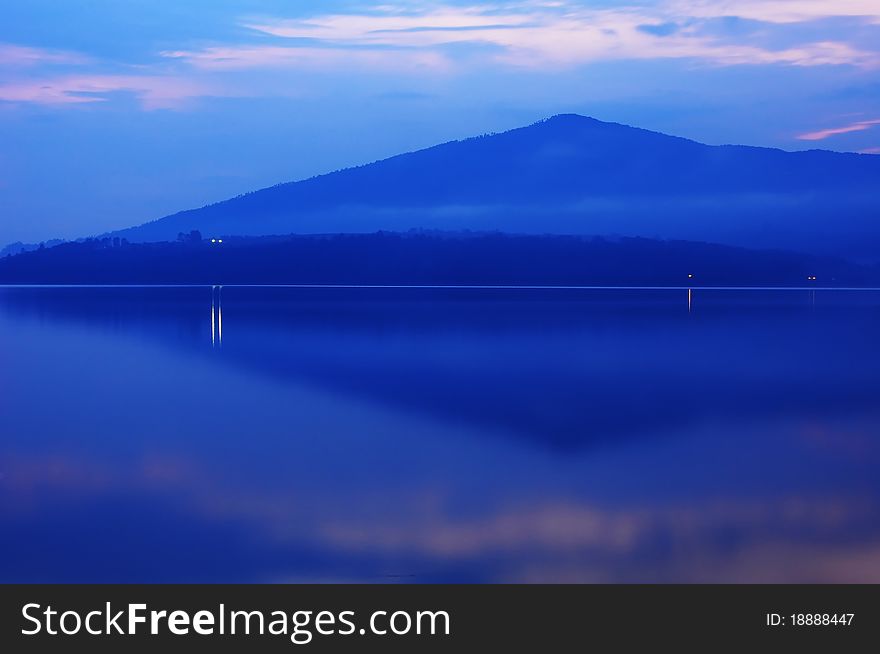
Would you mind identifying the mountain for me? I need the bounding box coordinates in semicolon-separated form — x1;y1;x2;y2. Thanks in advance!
110;114;880;261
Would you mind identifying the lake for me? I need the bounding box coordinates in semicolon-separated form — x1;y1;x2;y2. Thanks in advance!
1;286;879;582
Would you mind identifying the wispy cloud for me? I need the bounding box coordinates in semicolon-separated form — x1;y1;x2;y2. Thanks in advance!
0;42;212;110
0;43;89;67
0;74;220;110
232;2;880;71
5;1;880;112
797;117;880;140
161;45;451;73
671;0;880;25
241;8;534;43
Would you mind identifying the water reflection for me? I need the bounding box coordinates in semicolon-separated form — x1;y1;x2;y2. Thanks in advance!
1;286;879;582
211;285;223;348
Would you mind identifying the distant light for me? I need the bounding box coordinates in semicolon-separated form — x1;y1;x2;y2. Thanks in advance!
687;274;694;279
218;239;223;243
211;239;216;243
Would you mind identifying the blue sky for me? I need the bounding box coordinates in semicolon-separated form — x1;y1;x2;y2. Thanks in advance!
1;0;879;243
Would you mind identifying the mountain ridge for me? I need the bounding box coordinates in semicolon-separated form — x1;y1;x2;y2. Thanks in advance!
98;114;880;261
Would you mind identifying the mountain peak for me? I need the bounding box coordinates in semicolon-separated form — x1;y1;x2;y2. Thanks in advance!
533;113;616;130
523;113;666;142
544;113;602;122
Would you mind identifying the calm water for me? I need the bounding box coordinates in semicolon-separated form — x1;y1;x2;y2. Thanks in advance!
1;286;880;583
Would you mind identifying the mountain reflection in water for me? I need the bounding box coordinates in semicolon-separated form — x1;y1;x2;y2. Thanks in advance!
1;286;879;582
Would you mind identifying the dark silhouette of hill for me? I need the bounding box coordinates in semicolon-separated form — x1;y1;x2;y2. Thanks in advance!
0;239;66;258
0;231;876;286
109;115;880;260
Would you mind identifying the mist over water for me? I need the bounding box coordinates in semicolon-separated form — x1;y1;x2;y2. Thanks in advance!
1;286;879;582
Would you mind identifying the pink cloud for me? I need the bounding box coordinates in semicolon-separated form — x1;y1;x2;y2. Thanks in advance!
0;43;89;67
238;4;880;70
0;74;221;110
4;2;879;115
859;147;880;154
161;45;451;74
672;0;880;24
797;118;880;141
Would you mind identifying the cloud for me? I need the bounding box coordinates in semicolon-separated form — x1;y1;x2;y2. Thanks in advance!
161;45;451;74
234;2;880;70
0;74;221;110
0;43;89;67
859;146;880;154
670;0;880;25
797;117;880;140
0;42;217;110
241;8;533;43
5;1;880;112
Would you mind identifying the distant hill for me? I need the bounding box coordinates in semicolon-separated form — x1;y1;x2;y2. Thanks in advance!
0;232;875;286
0;239;66;258
109;115;880;261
